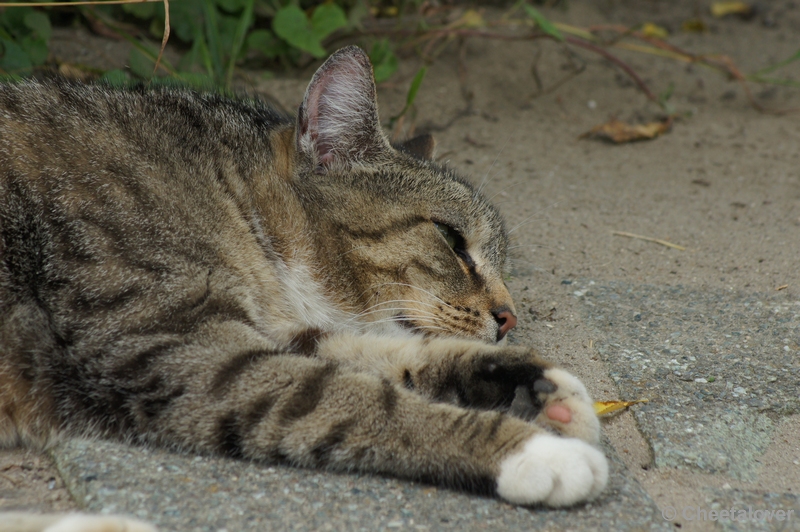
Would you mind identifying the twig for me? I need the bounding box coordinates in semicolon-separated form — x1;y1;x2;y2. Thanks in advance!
358;26;658;103
152;0;170;79
565;36;657;102
612;231;685;250
584;24;800;115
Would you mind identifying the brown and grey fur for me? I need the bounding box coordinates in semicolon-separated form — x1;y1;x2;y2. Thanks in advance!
1;47;607;531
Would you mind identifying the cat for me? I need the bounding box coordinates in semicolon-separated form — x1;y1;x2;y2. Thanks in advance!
0;46;607;532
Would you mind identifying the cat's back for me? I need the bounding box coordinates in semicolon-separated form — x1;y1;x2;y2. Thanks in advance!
0;79;290;184
0;81;307;371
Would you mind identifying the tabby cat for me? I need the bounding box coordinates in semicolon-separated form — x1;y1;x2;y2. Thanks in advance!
0;46;607;532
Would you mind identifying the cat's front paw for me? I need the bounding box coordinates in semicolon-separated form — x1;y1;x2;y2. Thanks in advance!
496;433;608;507
42;514;157;532
510;368;601;444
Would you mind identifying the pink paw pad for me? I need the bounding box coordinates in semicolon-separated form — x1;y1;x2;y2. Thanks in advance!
545;403;572;424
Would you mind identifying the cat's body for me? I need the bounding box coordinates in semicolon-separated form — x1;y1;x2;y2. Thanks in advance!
1;47;607;531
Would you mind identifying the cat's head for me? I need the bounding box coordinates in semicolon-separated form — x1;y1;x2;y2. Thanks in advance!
294;46;517;344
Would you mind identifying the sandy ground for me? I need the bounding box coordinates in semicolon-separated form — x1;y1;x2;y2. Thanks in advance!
2;1;799;530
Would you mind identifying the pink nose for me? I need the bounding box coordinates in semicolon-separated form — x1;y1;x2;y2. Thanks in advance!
493;308;517;341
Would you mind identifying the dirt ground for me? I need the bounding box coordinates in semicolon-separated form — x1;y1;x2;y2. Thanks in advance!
2;1;799;530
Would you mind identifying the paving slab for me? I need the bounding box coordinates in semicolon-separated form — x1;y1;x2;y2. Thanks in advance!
52;439;668;532
574;280;799;480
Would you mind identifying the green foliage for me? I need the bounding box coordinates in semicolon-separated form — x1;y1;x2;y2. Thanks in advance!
0;1;383;88
0;6;51;77
272;4;347;59
521;4;563;41
390;65;426;126
369;39;398;83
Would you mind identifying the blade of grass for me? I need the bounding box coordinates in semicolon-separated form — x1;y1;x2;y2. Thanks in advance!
751;48;800;77
202;0;223;82
88;7;177;75
389;66;427;129
746;76;800;88
225;0;254;89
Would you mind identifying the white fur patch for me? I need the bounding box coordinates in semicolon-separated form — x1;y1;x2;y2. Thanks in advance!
277;261;342;331
40;514;156;532
535;368;601;444
496;433;608;507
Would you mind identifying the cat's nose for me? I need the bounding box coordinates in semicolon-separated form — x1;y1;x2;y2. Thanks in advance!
492;307;517;341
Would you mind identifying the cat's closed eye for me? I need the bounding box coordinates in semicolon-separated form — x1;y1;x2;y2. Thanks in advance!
434;222;474;268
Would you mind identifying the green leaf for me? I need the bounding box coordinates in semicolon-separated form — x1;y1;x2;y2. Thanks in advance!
23;11;51;41
369;39;397;83
247;29;283;59
100;69;130;86
20;36;47;66
311;3;347;40
273;5;325;58
2;7;32;39
122;2;156;19
168;2;204;43
523;5;563;41
0;39;33;74
405;66;426;107
216;0;248;13
128;47;155;79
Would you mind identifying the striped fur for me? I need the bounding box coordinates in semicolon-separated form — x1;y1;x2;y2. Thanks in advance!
0;47;607;529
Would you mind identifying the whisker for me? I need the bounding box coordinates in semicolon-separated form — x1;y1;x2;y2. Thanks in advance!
367;282;453;309
476;134;513;196
507;202;561;235
355;308;439;321
354;299;442;317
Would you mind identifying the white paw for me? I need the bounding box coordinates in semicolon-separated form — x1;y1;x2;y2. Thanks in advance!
44;514;157;532
534;368;601;444
496;433;608;507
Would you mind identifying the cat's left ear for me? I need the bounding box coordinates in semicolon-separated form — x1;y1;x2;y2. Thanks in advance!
296;46;390;169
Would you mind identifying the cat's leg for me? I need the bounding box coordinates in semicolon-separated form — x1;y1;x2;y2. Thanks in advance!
32;316;605;507
81;326;606;507
317;333;601;444
0;512;156;532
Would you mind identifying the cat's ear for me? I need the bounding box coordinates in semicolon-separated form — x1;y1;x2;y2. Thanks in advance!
296;46;389;168
395;133;436;161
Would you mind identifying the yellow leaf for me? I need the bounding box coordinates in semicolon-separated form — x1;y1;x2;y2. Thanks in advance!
711;2;752;17
641;22;669;39
449;9;485;29
580;118;672;144
594;399;649;416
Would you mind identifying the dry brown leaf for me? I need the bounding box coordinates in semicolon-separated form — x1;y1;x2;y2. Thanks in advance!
711;2;752;17
682;18;708;32
580;118;672;144
594;399;649;416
